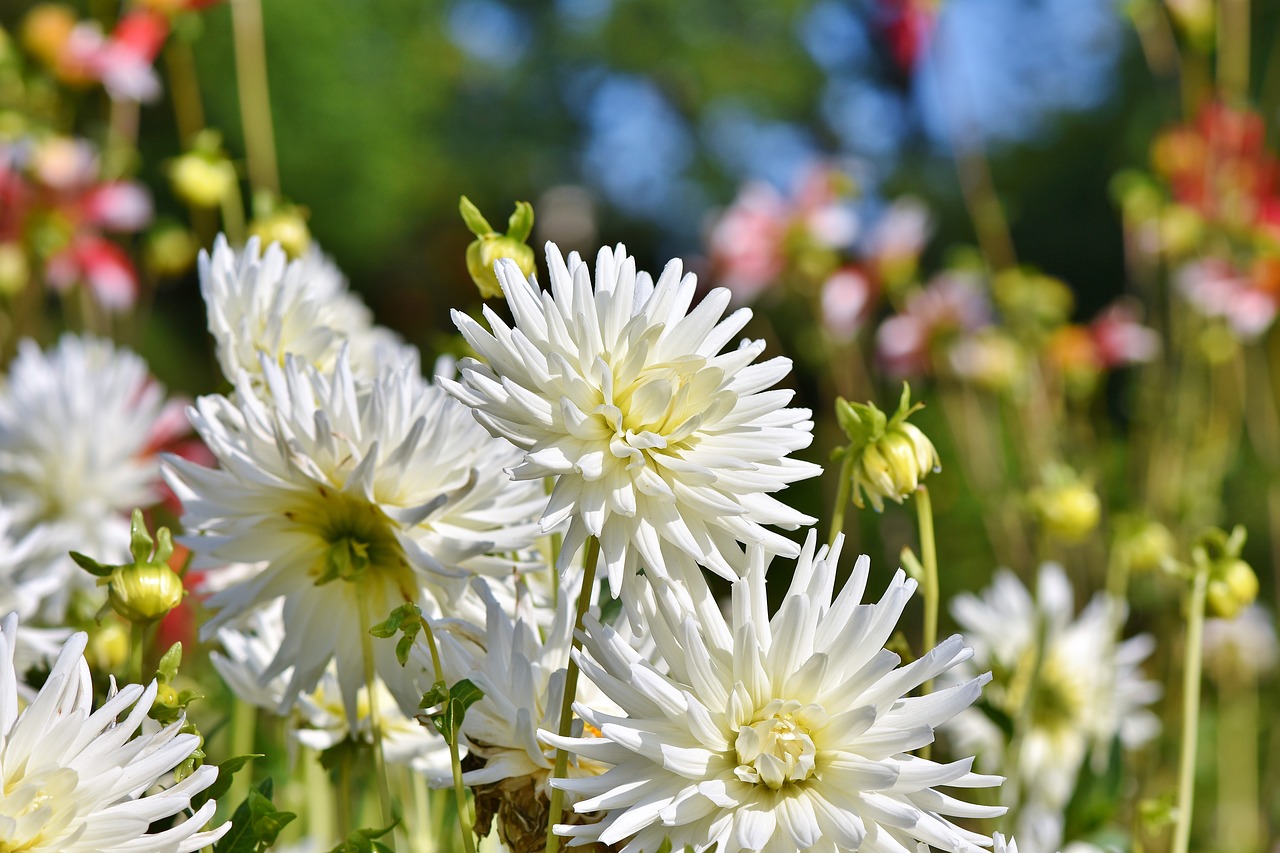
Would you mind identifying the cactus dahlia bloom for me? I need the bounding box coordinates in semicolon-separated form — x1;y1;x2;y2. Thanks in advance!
445;243;820;590
165;352;545;725
0;615;228;852
545;532;1004;853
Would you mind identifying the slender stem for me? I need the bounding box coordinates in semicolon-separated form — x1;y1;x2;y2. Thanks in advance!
337;746;354;840
164;39;207;147
230;0;280;194
128;621;146;685
545;536;601;853
1218;675;1260;853
828;453;853;548
420;616;477;853
1217;0;1250;104
1172;563;1209;853
916;485;939;668
228;698;256;814
305;748;334;849
357;596;395;830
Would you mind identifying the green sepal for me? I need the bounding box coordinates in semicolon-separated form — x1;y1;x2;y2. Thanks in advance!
156;642;183;684
459;196;494;237
69;551;115;578
507;200;535;242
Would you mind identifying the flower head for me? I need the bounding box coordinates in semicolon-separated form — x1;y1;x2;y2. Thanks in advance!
0;615;229;852
835;383;940;512
446;243;820;589
167;352;545;724
546;532;1004;853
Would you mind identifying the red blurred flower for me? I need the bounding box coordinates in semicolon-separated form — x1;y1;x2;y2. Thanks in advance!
45;234;139;309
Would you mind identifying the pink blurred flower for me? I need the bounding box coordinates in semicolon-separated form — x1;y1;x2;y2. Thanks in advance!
876;271;991;376
61;11;168;102
45;235;139;310
866;197;932;268
877;0;937;72
820;267;875;340
82;181;153;231
1177;258;1279;341
709;164;858;304
1090;300;1161;367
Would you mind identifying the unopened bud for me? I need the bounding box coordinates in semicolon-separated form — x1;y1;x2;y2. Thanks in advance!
1119;518;1175;573
87;619;130;673
460;196;535;299
836;384;940;512
248;205;310;260
71;509;186;624
1207;558;1259;620
168;153;236;208
1031;478;1100;542
0;243;29;297
144;224;198;278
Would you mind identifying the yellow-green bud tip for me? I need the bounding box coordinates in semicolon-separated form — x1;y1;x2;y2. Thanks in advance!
460;196;536;299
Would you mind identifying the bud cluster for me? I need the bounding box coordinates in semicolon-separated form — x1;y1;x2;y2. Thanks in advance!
834;383;940;512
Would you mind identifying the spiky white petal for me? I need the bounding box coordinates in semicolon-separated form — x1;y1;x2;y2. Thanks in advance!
166;351;545;725
199;236;416;389
544;531;1003;853
445;243;820;590
0;614;229;852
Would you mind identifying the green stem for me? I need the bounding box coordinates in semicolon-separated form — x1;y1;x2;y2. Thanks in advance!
545;536;601;853
1172;562;1209;853
1218;673;1260;853
915;486;939;760
420;616;477;853
357;596;395;830
337;746;354;841
305;748;333;849
230;0;280;195
828;453;853;548
228;698;256;816
128;620;146;685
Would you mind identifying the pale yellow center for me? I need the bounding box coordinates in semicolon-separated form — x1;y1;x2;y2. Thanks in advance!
734;700;818;790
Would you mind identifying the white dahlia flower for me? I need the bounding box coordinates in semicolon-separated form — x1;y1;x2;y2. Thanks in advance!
199;235;415;388
0;334;177;616
946;565;1159;853
166;351;545;724
0;615;229;852
546;532;1004;853
445;243;820;589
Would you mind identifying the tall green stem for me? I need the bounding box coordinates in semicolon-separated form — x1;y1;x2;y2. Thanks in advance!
230;0;280;195
1218;674;1260;853
357;596;395;830
305;748;333;849
828;454;853;548
545;536;601;853
420;615;477;853
127;620;146;685
1172;563;1209;853
916;486;939;677
228;698;256;817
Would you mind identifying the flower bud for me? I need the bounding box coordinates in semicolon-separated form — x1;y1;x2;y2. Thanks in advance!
144;223;198;278
1031;477;1100;542
460;195;535;299
168;152;236;208
0;242;30;297
836;384;940;512
108;563;186;622
87;619;130;673
21;4;77;68
1206;558;1259;620
1118;518;1175;573
249;205;310;260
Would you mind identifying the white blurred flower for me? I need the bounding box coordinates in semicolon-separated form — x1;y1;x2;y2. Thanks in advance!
167;352;545;726
820;267;874;341
0;615;229;852
545;532;1004;853
199;235;416;390
947;565;1160;853
1203;604;1279;685
0;335;175;617
446;243;819;593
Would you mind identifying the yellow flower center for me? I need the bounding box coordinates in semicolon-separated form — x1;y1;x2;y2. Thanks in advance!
734;699;819;790
0;767;78;852
284;486;413;593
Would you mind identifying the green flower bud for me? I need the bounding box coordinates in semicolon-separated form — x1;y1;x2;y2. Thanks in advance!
168;152;237;208
249;208;311;260
1192;526;1259;620
1117;517;1175;573
0;242;29;298
144;223;198;279
71;509;186;625
460;195;535;299
835;384;940;512
1030;469;1100;542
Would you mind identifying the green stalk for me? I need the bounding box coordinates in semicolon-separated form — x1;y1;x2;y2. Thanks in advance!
305;748;334;849
228;698;256;817
1218;674;1260;853
1172;562;1209;853
128;620;146;685
828;453;853;548
420;615;477;853
357;596;396;830
230;0;281;194
545;536;601;853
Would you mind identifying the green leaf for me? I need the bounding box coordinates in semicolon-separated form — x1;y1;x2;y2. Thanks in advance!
214;778;297;853
459;196;494;237
370;603;422;638
156;642;183;684
196;754;262;807
421;679;485;746
327;821;400;853
69;551;115;578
